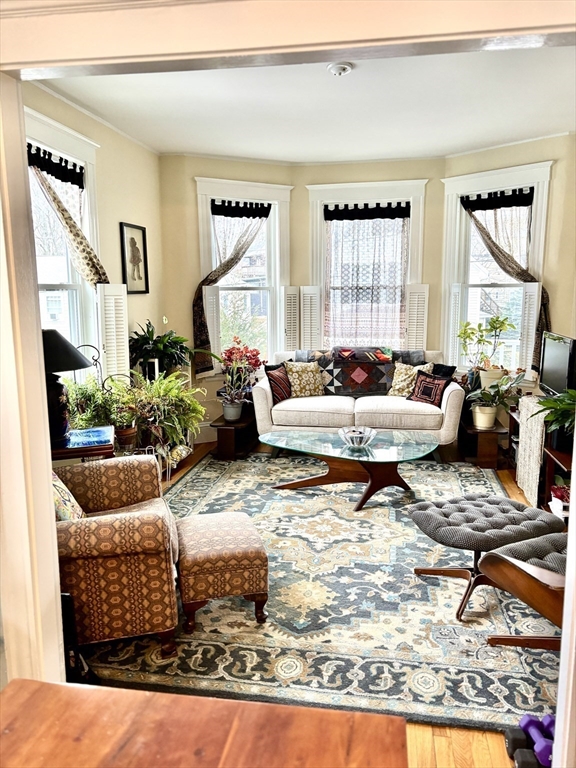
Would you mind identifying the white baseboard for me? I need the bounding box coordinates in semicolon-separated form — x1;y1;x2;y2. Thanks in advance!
195;422;217;443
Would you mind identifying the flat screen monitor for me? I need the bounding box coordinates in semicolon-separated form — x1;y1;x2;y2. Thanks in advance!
539;332;576;396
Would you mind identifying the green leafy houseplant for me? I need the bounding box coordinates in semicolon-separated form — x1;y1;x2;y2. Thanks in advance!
533;389;576;434
129;320;191;373
130;371;206;457
457;315;516;370
65;375;136;430
466;372;525;430
466;372;525;410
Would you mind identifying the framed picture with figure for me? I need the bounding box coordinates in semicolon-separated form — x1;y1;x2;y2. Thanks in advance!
120;222;149;294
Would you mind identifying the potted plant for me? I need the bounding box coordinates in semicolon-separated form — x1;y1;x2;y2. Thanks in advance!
130;371;206;459
129;320;191;376
457;315;516;388
65;374;136;434
533;389;576;453
466;372;525;430
192;337;266;422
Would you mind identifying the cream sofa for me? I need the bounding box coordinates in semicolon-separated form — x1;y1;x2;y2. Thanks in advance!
252;350;464;445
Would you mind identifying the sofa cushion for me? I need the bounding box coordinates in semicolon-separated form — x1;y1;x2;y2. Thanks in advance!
432;363;457;379
285;361;324;398
407;371;452;407
272;396;355;428
354;396;443;430
322;359;395;397
52;471;84;522
388;362;434;397
266;364;292;404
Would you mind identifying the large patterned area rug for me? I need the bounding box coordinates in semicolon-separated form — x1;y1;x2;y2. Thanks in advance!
84;455;559;729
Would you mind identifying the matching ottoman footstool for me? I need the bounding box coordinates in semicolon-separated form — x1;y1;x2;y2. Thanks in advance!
407;494;565;621
176;511;269;633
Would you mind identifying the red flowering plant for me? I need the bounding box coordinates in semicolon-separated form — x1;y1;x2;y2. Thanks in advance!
219;337;266;404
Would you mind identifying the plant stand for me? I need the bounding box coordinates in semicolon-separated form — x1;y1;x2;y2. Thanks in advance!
458;419;507;469
210;406;258;461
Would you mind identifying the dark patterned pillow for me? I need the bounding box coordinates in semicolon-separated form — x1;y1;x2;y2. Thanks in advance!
432;363;457;379
265;360;292;372
407;371;452;407
323;360;395;397
266;365;292;404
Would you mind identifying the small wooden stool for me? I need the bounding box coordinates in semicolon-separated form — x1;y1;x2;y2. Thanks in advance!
176;512;268;633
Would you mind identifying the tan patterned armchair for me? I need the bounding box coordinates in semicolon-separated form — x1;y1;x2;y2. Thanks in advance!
54;455;179;657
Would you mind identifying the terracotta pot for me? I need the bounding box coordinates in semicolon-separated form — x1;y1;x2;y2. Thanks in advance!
222;403;243;422
471;404;497;431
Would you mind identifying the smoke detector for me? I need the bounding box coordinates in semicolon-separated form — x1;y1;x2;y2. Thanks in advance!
327;62;353;77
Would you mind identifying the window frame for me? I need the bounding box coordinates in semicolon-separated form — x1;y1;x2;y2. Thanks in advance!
196;177;292;364
25;107;100;350
441;161;552;372
307;179;428;347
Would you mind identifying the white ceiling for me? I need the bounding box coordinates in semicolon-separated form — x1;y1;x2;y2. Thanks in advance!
40;46;576;163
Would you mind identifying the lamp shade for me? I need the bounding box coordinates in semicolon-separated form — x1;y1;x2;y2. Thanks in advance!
42;329;92;373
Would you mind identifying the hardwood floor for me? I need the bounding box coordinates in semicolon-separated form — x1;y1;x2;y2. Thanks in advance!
163;445;526;768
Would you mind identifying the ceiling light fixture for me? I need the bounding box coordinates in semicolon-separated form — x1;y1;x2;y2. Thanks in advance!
327;62;353;77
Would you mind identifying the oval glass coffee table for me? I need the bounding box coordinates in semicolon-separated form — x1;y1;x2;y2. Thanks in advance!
260;430;439;511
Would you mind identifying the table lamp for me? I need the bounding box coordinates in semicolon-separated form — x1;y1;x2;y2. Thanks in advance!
42;329;92;446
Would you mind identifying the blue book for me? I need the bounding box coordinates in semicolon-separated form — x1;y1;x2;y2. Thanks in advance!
65;426;114;448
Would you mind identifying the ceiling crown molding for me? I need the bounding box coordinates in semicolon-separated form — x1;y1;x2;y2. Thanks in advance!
0;0;235;19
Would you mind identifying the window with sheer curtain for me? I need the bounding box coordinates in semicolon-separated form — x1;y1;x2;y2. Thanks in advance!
29;165;88;346
323;203;410;348
462;192;533;370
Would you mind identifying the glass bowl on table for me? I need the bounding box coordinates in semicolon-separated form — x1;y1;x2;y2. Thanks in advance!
338;426;376;449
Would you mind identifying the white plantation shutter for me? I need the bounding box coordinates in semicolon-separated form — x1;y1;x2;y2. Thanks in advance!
203;285;221;359
282;286;299;350
300;286;322;349
448;283;462;366
405;284;429;350
519;282;541;371
96;283;129;379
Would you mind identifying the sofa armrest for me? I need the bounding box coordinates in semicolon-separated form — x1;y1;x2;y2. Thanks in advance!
437;382;465;445
253;377;274;435
54;455;162;514
57;504;177;560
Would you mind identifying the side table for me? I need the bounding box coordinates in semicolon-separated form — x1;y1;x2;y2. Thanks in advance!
459;419;507;469
210;407;258;461
51;426;115;462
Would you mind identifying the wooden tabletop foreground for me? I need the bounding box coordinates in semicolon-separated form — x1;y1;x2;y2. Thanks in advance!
0;678;408;768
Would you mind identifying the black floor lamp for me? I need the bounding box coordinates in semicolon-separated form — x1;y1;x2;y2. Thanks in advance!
42;329;92;446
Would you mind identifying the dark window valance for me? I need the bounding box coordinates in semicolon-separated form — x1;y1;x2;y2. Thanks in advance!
460;187;534;212
27;143;85;189
210;199;272;219
323;201;411;221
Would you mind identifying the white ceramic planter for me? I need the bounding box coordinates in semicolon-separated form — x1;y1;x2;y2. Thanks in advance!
222;403;243;422
471;404;498;431
479;369;504;389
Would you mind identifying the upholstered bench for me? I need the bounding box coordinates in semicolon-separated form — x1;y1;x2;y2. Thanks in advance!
407;494;565;620
176;512;269;632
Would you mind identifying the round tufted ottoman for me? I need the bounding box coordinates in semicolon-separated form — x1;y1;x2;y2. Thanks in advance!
176;511;269;633
406;494;565;620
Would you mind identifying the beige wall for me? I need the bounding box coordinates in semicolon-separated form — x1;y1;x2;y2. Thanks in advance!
445;134;576;338
22;83;576;377
22;83;164;334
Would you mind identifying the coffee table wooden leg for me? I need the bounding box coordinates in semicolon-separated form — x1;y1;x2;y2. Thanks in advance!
354;461;411;510
273;456;369;491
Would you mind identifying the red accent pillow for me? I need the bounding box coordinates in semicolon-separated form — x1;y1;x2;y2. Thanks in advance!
407;371;451;407
266;365;292;404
